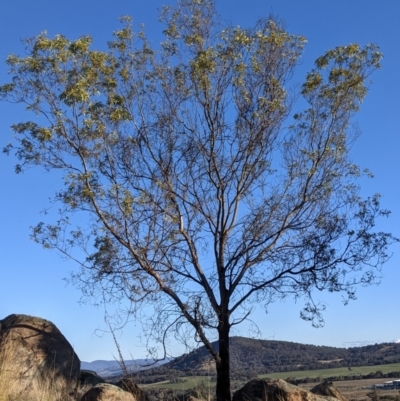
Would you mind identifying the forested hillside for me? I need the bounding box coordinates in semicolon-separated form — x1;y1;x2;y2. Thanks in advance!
133;337;400;383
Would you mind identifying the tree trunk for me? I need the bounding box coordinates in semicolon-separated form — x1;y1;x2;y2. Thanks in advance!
216;314;231;401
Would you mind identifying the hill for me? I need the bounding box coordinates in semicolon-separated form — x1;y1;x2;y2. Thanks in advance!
131;337;400;383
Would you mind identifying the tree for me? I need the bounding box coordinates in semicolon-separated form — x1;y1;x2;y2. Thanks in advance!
1;1;397;400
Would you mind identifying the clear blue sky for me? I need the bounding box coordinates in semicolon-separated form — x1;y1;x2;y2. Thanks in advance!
1;0;399;362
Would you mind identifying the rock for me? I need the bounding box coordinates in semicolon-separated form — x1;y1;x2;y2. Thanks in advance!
0;313;80;400
81;383;135;401
184;385;212;401
233;379;340;401
79;370;106;387
116;378;149;401
310;382;347;401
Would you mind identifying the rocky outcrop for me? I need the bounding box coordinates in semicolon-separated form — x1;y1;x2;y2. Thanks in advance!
310;382;347;401
184;386;212;401
117;378;149;401
81;383;135;401
233;379;345;401
79;370;105;387
0;314;80;399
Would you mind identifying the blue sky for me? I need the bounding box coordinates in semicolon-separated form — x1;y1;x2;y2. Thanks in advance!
1;0;399;362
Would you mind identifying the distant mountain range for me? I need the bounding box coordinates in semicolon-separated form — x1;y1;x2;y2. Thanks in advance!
81;358;173;377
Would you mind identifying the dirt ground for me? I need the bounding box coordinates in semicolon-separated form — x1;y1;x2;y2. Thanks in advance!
299;378;400;401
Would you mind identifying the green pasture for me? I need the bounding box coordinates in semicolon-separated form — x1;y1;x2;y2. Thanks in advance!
260;362;400;380
140;363;400;390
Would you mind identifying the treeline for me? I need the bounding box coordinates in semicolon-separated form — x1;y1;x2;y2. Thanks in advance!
130;368;400;387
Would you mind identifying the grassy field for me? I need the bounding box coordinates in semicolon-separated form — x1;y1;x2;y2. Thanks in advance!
260;363;400;380
301;378;400;401
140;363;400;391
141;376;213;391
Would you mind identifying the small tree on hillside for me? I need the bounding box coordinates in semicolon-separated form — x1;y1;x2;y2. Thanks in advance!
1;1;396;400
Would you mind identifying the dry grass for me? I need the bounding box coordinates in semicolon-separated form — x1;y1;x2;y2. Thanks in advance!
0;332;20;401
0;331;75;401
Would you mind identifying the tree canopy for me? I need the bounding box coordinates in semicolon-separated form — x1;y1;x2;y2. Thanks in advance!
1;1;396;400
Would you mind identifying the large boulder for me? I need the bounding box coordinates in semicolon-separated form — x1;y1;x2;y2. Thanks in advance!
116;378;149;401
233;379;343;401
0;314;80;400
310;382;347;401
81;383;135;401
79;369;106;387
